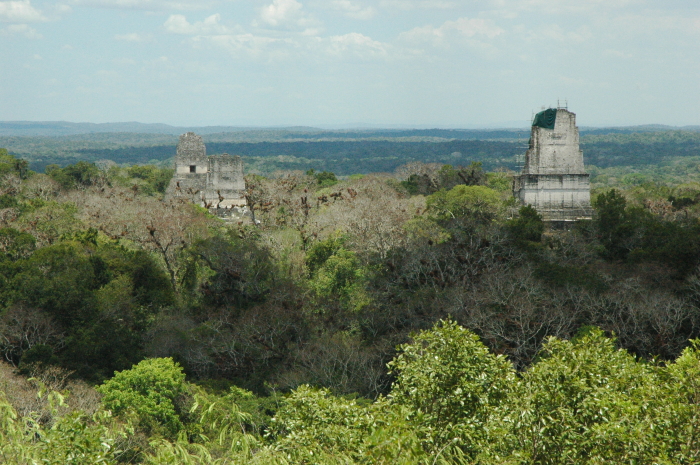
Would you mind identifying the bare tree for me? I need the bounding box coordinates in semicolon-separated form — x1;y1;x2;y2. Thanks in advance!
0;305;64;366
21;173;61;201
72;186;215;293
277;332;390;397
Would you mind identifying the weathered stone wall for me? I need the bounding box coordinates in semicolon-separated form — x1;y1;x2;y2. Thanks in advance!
165;133;246;212
165;133;207;202
175;132;208;175
204;154;246;208
206;154;245;191
513;109;593;221
513;174;592;221
523;110;586;175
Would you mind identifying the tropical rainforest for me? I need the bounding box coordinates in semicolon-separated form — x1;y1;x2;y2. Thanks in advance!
2;127;700;463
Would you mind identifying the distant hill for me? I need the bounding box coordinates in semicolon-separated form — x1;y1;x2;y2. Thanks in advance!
1;121;699;175
2;121;696;138
0;121;288;137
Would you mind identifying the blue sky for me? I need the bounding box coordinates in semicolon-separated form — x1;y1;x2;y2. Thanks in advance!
1;0;698;127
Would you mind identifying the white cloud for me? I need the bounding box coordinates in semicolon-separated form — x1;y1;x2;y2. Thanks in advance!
0;23;42;38
0;0;46;22
54;4;71;13
379;0;456;11
488;0;638;16
329;0;375;20
114;32;150;42
612;13;700;35
301;27;322;36
400;17;504;46
69;0;211;11
186;25;390;61
525;24;591;44
323;32;388;57
260;0;301;26
206;33;282;57
259;0;316;28
164;13;229;35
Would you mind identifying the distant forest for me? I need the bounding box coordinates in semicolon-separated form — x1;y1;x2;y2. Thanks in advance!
1;125;699;175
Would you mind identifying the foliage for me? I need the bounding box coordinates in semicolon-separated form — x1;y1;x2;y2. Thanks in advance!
486;328;653;463
593;188;635;260
400;162;487;196
305;233;346;274
192;232;275;310
4;324;700;464
306;169;338;188
0;389;121;464
0;237;173;379
0;227;36;261
0;148;31;179
46;161;102;189
98;357;188;438
388;320;515;457
308;241;370;312
107;164;175;195
593;188;700;276
426;184;501;222
505;205;544;243
7;133;700;464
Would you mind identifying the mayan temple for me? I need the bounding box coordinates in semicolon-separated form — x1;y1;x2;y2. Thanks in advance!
165;132;247;212
512;107;593;222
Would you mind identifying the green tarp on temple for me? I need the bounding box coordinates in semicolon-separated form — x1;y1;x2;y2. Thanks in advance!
532;108;557;129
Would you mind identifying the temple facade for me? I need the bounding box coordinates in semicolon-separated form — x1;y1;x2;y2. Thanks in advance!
513;108;593;222
165;132;246;211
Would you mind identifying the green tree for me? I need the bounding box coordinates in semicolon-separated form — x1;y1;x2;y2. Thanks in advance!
309;246;369;312
593;189;638;260
192;232;274;310
506;205;544;243
46;161;101;189
307;169;338;187
125;164;175;194
0;238;173;379
98;357;188;438
0;390;120;464
0;228;36;261
426;185;501;223
0;148;30;179
305;233;347;274
487;328;654;464
388;319;515;457
653;340;700;463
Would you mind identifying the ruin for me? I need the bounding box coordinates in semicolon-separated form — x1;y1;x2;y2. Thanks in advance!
512;107;593;222
165;132;247;214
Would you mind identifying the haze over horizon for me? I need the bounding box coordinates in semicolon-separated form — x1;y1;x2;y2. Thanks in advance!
1;0;698;129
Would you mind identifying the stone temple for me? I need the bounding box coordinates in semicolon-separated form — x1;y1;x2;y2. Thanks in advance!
512;108;593;222
165;132;247;213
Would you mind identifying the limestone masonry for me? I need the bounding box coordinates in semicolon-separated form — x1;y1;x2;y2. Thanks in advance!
165;132;247;214
513;108;593;222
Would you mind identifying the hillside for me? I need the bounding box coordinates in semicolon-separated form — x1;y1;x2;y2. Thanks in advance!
2;124;700;175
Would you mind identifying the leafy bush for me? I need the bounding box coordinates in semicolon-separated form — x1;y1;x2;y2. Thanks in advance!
426;184;501;223
307;169;338;187
46;161;101;189
98;357;188;438
505;204;544;243
388;319;515;457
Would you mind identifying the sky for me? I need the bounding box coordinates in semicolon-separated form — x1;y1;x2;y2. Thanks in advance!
0;0;699;128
